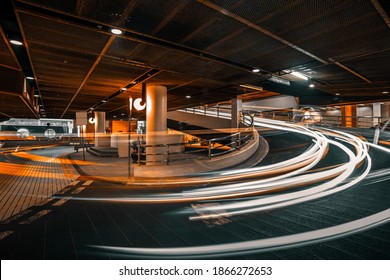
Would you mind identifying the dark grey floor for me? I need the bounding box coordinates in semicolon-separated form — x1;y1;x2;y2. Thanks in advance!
1;133;390;260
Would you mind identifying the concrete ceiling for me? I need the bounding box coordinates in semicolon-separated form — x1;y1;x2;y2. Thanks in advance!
0;0;389;120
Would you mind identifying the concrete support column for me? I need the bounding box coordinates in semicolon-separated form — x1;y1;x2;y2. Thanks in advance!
382;104;389;120
231;95;242;149
373;103;381;126
341;105;357;127
94;111;109;147
231;95;243;129
146;85;167;165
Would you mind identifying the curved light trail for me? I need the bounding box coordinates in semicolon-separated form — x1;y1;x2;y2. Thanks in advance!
59;117;390;258
92;208;390;259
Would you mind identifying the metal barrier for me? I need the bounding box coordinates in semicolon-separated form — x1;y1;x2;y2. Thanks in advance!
132;111;255;165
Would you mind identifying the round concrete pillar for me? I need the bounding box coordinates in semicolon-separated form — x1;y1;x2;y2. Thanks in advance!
146;85;167;133
146;85;168;165
94;111;109;147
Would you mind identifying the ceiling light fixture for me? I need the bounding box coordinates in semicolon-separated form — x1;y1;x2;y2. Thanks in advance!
309;83;315;88
102;100;107;103
291;71;309;80
121;87;127;91
26;76;34;80
335;93;340;96
186;95;191;99
34;94;39;97
110;28;123;35
268;76;291;86
10;40;23;46
383;91;389;94
240;84;263;91
252;68;260;73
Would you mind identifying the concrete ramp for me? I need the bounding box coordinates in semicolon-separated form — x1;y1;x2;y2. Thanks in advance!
167;111;231;130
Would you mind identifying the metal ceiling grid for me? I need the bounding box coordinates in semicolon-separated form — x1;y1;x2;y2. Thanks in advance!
18;12;111;54
153;0;234;46
0;66;23;94
72;0;136;26
20;0;80;14
309;64;365;85
229;0;305;23
291;13;390;62
244;46;315;73
120;41;176;69
341;51;390;83
276;1;373;41
0;33;19;69
205;27;282;60
27;43;98;81
322;82;390;97
256;0;355;36
0;94;35;118
146;71;196;88
105;38;142;61
78;59;148;96
124;0;192;35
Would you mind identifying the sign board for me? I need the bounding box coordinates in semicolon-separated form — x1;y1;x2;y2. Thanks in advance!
75;111;88;126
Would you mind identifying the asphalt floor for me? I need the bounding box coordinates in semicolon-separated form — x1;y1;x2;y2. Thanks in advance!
1;133;390;259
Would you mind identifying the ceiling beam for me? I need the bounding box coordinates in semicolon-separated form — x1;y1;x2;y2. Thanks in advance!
60;35;116;118
333;62;372;84
196;0;329;65
370;0;390;29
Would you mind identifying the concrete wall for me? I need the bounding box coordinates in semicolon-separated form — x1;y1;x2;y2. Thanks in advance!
167;111;231;129
243;95;299;111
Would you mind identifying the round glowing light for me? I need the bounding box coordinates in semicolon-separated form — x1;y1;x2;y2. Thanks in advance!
110;28;123;35
309;83;315;88
16;128;30;138
89;117;96;124
252;68;260;73
44;129;56;139
134;98;146;111
10;40;23;46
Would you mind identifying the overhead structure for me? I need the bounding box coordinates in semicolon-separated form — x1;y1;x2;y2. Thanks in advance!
0;0;389;120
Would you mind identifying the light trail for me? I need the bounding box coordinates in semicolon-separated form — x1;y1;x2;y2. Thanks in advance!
82;117;390;258
92;208;390;259
58;119;371;208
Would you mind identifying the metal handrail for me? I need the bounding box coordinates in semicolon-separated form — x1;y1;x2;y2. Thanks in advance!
132;110;255;165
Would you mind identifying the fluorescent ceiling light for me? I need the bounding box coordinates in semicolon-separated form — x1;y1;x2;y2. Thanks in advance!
252;68;260;73
121;87;127;91
34;94;39;97
290;71;309;80
10;40;23;46
309;83;315;88
26;76;34;80
268;76;291;86
110;28;123;35
102;100;107;103
186;95;191;99
383;91;389;94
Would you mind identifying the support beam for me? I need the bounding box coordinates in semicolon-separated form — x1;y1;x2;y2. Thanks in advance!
60;36;116;118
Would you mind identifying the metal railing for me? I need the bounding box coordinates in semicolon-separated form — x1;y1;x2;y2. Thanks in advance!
132;111;255;165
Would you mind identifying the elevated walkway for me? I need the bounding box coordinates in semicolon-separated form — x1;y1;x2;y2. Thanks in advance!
68;127;267;180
